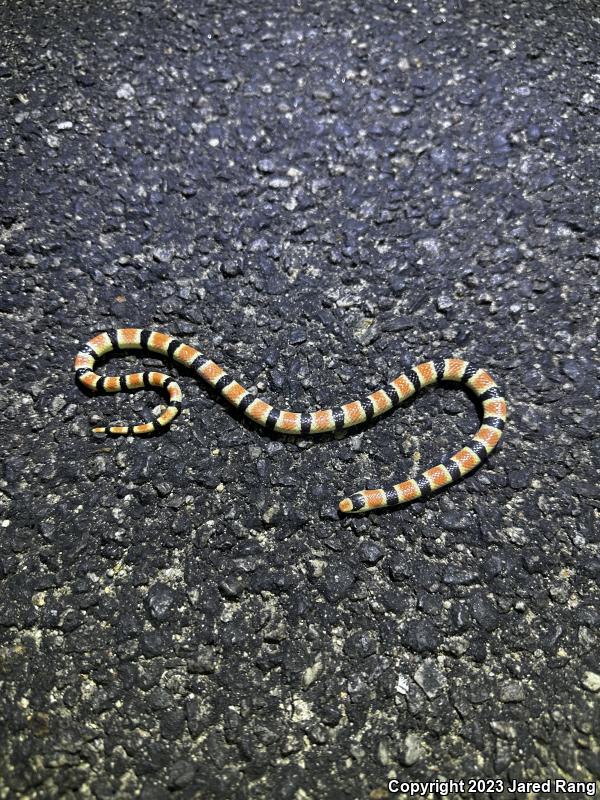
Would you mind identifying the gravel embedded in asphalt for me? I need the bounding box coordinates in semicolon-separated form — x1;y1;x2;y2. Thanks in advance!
1;1;599;797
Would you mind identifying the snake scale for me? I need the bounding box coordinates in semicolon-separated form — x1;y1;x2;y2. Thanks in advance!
74;328;507;514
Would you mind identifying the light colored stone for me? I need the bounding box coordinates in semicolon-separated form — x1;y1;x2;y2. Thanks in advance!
582;671;600;692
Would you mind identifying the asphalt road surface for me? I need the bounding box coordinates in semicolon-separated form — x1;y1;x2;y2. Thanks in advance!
1;1;599;798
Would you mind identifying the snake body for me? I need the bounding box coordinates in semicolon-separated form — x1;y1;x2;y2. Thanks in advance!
74;328;507;514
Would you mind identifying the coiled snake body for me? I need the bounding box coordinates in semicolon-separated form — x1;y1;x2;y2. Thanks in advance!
74;328;507;514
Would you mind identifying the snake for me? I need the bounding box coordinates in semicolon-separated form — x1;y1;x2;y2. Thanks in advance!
73;328;507;514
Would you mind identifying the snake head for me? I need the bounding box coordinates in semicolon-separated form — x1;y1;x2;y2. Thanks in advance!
338;493;367;514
